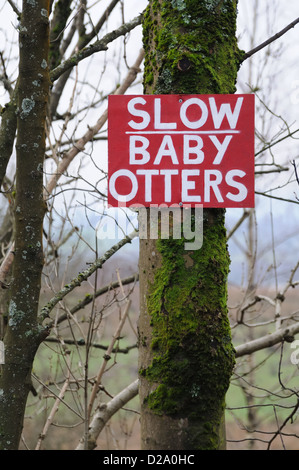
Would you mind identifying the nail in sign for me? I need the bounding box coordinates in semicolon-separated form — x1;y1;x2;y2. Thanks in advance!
108;94;255;208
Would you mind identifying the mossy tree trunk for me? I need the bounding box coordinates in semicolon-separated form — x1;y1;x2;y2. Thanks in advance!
138;0;242;450
0;0;50;450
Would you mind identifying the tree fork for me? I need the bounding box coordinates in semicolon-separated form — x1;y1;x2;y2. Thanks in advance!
0;0;50;450
138;0;242;450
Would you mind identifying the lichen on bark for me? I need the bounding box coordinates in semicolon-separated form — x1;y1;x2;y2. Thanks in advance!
143;0;243;95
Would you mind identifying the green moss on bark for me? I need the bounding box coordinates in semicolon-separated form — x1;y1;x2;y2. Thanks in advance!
49;0;72;70
142;210;235;449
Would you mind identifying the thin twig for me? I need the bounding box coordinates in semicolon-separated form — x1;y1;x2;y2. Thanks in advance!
292;160;299;186
6;0;21;17
255;191;299;205
44;336;137;353
35;360;72;450
255;128;299;158
71;273;139;315
0;242;14;289
227;210;250;240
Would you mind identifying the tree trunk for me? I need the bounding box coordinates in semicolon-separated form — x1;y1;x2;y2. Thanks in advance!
0;0;50;450
138;0;242;450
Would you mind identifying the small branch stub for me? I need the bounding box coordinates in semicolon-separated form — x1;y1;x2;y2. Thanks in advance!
177;57;192;72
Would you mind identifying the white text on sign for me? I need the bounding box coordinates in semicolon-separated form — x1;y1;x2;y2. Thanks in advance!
108;94;255;208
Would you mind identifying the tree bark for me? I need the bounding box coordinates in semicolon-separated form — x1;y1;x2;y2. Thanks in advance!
138;0;242;450
0;0;50;450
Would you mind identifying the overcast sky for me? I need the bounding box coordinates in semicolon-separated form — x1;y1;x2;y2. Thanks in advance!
1;0;299;286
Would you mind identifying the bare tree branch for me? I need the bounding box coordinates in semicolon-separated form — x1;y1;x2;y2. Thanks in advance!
6;0;21;17
0;86;18;190
87;299;132;421
255;191;299;205
227;210;250;240
76;379;139;450
44;48;144;198
39;230;138;322
292;160;299;186
0;243;14;289
35;360;71;450
243;17;299;61
50;13;143;83
55;273;139;325
77;0;121;50
49;0;122;117
49;0;73;70
255;128;299;158
235;322;299;357
44;336;137;353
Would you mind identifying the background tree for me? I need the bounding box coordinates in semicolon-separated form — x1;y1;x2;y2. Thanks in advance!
225;0;299;449
0;0;298;450
0;0;144;450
